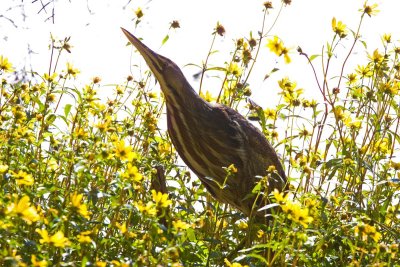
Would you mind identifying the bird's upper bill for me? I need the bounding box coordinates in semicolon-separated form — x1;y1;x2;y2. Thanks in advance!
121;27;164;75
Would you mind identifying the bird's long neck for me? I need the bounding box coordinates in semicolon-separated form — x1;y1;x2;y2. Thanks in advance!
161;77;209;112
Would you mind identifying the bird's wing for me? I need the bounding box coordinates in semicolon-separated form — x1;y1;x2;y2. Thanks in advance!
202;103;286;178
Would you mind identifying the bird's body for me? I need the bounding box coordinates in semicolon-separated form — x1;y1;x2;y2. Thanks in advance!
122;28;287;219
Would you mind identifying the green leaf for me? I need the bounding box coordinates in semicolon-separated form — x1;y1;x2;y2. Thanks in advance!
309;54;321;62
162;35;169;45
64;104;72;118
186;227;196;242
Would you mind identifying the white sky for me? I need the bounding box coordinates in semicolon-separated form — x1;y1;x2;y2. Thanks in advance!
1;0;399;106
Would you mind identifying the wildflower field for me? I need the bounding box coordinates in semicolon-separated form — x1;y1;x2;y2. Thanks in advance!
0;1;399;266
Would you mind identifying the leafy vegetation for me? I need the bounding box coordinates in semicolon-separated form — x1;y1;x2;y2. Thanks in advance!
0;1;399;266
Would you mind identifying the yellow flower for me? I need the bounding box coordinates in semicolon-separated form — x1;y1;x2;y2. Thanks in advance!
346;73;358;85
267;37;291;63
281;201;313;228
43;73;58;83
135;201;157;216
116;222;127;234
267;36;284;56
151;190;172;208
356;65;373;77
282;47;291;64
368;49;384;64
224;258;249;267
121;163;143;183
278;77;297;93
70;192;91;219
273;189;288;204
331;17;347;38
228;62;242;77
264;108;277;120
0;164;9;173
355;223;381;242
0;55;13;72
257;229;264;238
114;140;136;161
36;229;71;248
66;62;80;77
172;220;190;231
6;195;40;224
237;220;248;230
96;261;107;267
382;33;391;43
12;170;34;186
135;7;144;18
361;2;379;17
77;231;93;243
200;90;216;102
374;138;390;154
31;255;48;267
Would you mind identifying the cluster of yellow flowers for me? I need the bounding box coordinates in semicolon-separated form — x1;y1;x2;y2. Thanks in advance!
273;189;314;228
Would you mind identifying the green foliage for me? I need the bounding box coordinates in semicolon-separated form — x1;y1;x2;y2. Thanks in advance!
0;1;399;266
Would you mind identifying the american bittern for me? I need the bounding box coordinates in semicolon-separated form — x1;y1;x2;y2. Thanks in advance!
122;28;287;220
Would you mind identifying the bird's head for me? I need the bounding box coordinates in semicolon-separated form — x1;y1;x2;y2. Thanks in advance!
121;28;191;99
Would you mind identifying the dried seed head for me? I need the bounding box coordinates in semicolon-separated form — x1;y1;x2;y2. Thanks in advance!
263;1;273;9
249;38;257;48
215;23;226;37
93;76;101;84
171;20;180;29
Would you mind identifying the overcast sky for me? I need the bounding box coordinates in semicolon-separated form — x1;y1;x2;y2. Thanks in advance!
1;0;399;105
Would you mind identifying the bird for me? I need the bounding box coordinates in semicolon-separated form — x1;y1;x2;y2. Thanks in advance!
121;28;288;220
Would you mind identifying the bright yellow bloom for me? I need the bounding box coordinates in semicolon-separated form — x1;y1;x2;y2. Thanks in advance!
267;36;284;56
264;108;277;120
135;201;157;216
43;73;58;83
281;201;313;228
374;138;390;154
331;17;347;38
0;164;8;173
282;47;291;64
356;64;373;77
121;163;143;183
70;192;91;219
355;223;381;242
257;229;264;238
172;219;190;231
238;220;248;230
36;229;71;248
135;7;144;18
267;36;291;63
368;49;384;64
346;73;358;85
224;258;249;267
77;231;93;243
361;2;379;17
96;261;107;267
66;62;80;77
12;170;34;186
200;90;216;102
115;222;127;234
382;33;392;43
228;62;242;77
6;195;40;224
273;189;288;204
31;255;48;267
0;55;13;72
151;190;172;208
114;140;136;161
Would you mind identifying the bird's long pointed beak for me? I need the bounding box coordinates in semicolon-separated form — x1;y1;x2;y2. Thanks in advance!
121;27;164;74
